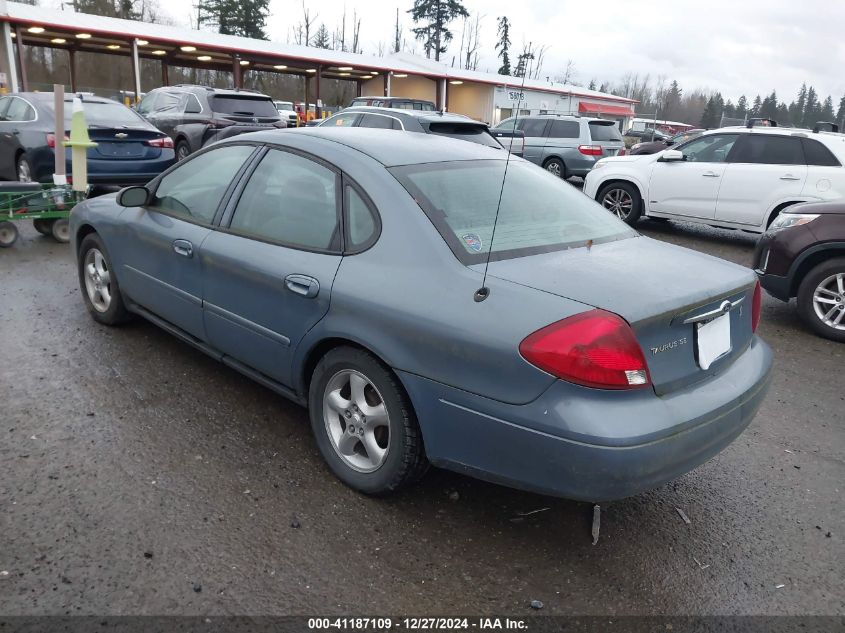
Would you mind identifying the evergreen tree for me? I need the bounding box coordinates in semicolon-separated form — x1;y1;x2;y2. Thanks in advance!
736;95;748;118
700;96;719;128
802;86;819;127
495;16;511;75
200;0;269;39
760;90;778;120
837;95;845;127
408;0;469;61
750;95;762;117
820;96;835;122
723;100;735;119
663;80;683;120
313;23;331;48
776;103;790;125
588;79;597;91
791;83;807;124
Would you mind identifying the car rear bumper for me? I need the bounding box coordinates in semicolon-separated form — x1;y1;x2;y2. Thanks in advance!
399;336;772;501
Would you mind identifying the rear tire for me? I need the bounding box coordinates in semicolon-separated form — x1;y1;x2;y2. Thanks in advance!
51;218;70;243
33;219;52;235
16;155;33;182
0;221;19;247
543;157;565;178
796;258;845;343
77;233;131;325
597;182;642;225
308;346;428;495
175;140;191;162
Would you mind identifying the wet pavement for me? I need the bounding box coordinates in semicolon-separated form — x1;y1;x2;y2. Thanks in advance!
1;220;842;616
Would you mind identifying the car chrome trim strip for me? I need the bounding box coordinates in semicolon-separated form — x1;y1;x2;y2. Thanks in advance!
683;296;745;324
124;265;201;306
204;301;291;347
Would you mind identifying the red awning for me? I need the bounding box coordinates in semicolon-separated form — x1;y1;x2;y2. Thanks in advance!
578;102;633;116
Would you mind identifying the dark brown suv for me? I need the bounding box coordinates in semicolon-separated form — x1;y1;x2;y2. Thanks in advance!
755;201;845;342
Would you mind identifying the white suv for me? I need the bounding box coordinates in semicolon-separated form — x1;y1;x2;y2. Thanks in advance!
583;124;845;232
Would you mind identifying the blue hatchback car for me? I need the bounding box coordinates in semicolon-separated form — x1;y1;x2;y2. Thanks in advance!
0;92;175;185
69;129;772;501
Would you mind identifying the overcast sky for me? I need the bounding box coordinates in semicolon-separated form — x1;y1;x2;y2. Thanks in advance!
119;0;845;103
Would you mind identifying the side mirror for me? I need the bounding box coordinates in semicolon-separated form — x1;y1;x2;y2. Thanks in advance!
659;149;685;162
117;185;151;207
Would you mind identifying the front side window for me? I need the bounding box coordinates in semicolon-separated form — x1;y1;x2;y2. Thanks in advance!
391;160;636;264
136;92;158;114
359;113;400;129
676;134;739;163
0;97;11;120
229;149;340;251
730;134;803;165
151;144;255;223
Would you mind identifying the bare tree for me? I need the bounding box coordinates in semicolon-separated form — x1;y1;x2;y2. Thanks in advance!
460;13;482;70
531;44;548;80
351;8;362;53
555;59;576;85
293;0;318;46
393;8;403;53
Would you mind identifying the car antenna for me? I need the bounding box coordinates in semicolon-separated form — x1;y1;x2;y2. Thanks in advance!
474;52;530;303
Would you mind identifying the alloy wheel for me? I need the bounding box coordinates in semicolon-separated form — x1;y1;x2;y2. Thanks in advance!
323;369;390;473
83;248;112;313
545;161;562;177
17;159;32;183
602;188;633;219
812;272;845;331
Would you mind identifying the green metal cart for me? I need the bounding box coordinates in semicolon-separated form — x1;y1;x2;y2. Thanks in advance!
0;182;84;247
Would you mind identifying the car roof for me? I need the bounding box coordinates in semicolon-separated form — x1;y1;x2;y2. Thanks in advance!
162;85;272;99
18;92;122;105
235;127;505;167
342;106;480;124
354;96;434;103
700;125;845;152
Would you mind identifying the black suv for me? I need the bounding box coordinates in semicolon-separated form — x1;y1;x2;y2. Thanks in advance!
755;201;845;342
137;85;285;160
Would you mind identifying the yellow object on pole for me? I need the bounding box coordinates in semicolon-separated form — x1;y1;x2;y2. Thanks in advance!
62;97;97;192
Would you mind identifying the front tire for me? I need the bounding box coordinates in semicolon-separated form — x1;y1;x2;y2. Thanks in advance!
543;157;566;179
175;140;191;162
796;258;845;343
308;346;428;495
77;233;130;325
33;219;53;235
597;182;642;225
16;155;33;182
51;218;70;243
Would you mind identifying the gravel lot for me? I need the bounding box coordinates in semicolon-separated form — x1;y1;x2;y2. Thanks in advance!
1;219;842;616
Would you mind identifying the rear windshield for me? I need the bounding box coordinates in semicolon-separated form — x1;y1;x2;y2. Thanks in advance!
391;160;636;264
588;121;623;142
427;123;501;148
63;101;147;127
210;96;279;117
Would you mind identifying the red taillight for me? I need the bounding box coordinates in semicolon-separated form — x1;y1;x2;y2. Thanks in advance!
46;133;69;148
618;148;627;156
207;118;235;130
146;136;174;148
519;310;651;390
578;145;603;156
751;281;762;333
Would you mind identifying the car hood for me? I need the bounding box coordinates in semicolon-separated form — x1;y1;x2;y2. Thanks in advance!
595;154;651;166
787;200;845;215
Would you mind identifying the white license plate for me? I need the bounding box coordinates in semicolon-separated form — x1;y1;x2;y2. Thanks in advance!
696;312;732;370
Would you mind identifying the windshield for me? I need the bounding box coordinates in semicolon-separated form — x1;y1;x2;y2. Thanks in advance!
588;121;623;141
276;101;294;110
426;123;501;148
210;96;279;117
63;101;147;127
391;160;636;264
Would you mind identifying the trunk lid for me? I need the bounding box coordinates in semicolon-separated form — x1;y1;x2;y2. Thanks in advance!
587;120;625;157
478;236;757;395
85;127;167;160
210;95;282;127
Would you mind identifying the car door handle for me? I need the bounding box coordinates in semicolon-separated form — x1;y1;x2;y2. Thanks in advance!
172;239;193;258
284;274;319;299
780;174;801;180
702;171;720;177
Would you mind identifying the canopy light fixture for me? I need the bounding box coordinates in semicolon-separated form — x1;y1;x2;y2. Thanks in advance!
51;38;67;44
107;44;120;50
75;33;92;39
197;55;212;61
338;66;353;71
449;80;464;85
152;49;166;55
240;60;250;66
180;45;196;52
394;73;408;78
27;26;45;34
136;40;148;46
273;64;287;70
306;68;317;73
369;71;379;75
338;72;351;76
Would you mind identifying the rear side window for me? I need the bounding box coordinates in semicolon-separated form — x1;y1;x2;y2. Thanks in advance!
588;121;622;141
151;144;255;223
801;138;841;167
346;185;379;250
427;123;500;148
153;92;182;112
391;160;635;264
325;112;360;127
730;135;804;165
4;97;36;122
229;149;340;251
210;96;279;117
548;120;580;139
518;119;548;137
359;113;401;129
